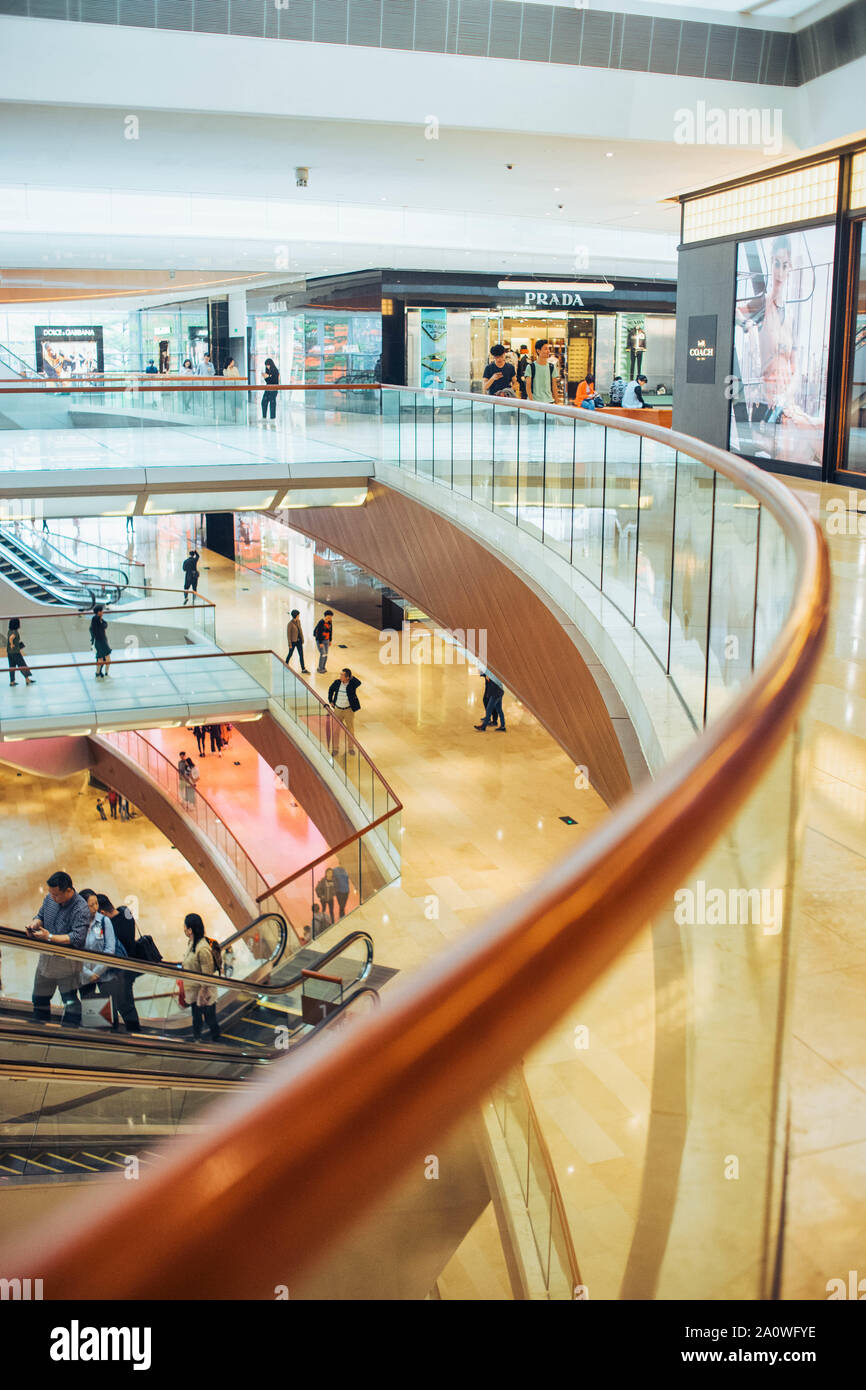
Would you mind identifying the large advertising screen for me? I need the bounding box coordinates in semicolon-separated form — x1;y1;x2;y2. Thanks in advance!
729;226;835;470
35;325;104;378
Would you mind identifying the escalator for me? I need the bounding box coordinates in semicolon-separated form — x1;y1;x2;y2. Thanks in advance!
0;916;393;1180
0;527;127;607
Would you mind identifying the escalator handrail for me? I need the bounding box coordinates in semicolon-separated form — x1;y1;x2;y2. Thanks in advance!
0;919;289;1000
0;528;128;592
0;921;372;1004
0;427;830;1300
21;528;148;578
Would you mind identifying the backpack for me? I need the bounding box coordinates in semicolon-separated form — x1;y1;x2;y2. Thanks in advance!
205;937;222;975
529;361;553;390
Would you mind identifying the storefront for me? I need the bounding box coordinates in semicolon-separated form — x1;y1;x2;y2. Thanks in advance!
246;270;676;404
408;303;675;401
674;144;866;484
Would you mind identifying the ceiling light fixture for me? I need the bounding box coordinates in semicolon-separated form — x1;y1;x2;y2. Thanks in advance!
497;280;614;292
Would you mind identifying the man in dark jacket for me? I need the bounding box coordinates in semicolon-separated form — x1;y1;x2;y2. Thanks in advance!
27;870;90;1026
478;670;502;728
475;673;506;733
313;610;334;673
96;894;142;1033
327;667;361;757
182;550;200;605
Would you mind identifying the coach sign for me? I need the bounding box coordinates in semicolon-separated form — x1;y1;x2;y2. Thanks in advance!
686;314;717;384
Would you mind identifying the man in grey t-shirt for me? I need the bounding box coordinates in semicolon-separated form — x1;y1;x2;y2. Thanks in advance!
27;870;90;1026
526;340;561;405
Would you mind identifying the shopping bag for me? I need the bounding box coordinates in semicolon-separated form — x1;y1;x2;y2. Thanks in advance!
80;995;113;1029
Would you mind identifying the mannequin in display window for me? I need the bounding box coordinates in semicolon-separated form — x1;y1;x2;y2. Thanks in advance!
628;323;647;379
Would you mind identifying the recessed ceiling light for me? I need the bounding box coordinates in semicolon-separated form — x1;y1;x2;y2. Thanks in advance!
554;186;560;191
605;151;614;158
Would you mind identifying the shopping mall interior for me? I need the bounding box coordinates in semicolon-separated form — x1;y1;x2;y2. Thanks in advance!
0;0;864;1331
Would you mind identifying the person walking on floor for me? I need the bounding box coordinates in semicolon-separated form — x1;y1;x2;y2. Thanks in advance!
475;673;506;732
332;863;350;919
526;339;562;406
261;357;279;424
182;549;200;605
515;345;530;399
327;668;361;757
478;669;502;729
7;618;35;687
193;725;207;757
314;610;334;673
177;751;197;808
182;913;221;1043
27;870;90;1027
207;724;223;756
482;344;517;397
121;798;130;821
89;604;112;678
107;789;119;819
95;798;107;821
286;609;309;673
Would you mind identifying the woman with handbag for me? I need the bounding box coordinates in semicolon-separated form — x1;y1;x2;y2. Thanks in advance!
7;618;35;687
78;888;119;1027
182;913;221;1043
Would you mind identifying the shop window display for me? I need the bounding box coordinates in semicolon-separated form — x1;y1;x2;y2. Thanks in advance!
729;225;835;472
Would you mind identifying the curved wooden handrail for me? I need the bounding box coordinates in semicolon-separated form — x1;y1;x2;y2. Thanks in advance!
0;414;830;1300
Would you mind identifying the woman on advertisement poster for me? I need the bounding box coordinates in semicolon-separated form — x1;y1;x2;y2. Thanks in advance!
734;232;829;467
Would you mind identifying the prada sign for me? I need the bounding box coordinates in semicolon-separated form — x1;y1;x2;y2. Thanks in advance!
686;314;717;384
522;290;584;307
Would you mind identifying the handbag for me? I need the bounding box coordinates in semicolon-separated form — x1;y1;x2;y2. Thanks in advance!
134;929;163;965
177;979;188;1008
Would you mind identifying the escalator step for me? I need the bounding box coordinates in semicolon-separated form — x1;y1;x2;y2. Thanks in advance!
81;1151;126;1169
45;1152;99;1173
14;1153;61;1174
